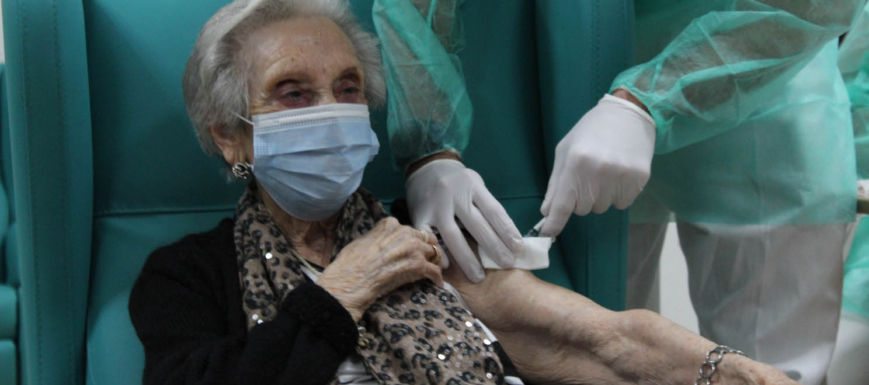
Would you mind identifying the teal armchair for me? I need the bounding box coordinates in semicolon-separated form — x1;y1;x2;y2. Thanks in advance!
1;1;634;384
0;63;20;385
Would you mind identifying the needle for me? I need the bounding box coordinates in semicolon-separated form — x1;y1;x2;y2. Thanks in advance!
526;218;547;237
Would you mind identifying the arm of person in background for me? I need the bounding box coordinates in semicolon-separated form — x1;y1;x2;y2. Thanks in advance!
540;0;868;236
373;0;524;283
444;265;798;385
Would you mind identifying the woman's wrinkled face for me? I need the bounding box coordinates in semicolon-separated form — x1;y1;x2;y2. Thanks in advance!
246;17;367;115
214;17;367;165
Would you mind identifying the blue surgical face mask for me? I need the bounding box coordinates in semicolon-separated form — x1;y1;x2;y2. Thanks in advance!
245;103;380;221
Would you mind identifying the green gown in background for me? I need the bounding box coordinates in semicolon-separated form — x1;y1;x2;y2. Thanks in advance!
376;0;862;224
618;0;861;226
372;0;471;169
840;2;869;319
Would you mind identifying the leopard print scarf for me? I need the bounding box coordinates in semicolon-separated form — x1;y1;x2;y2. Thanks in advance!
235;185;506;385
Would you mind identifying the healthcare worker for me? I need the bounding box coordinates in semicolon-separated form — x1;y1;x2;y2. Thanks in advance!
374;1;865;382
537;1;866;385
828;4;869;384
372;0;526;284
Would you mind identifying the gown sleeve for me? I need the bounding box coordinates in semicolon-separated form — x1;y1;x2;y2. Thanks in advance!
373;0;472;169
612;0;867;153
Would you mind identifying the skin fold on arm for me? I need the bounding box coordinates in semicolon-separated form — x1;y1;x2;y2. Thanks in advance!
442;248;796;385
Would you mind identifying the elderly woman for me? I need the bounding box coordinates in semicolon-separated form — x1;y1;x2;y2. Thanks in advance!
129;0;801;384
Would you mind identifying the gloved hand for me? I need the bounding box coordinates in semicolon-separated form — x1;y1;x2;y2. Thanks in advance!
406;159;524;283
540;93;656;236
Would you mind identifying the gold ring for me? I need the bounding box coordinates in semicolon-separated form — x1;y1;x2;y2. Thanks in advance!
418;229;429;243
431;245;440;264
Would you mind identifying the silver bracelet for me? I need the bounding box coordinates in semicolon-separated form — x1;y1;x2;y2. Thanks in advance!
694;345;745;385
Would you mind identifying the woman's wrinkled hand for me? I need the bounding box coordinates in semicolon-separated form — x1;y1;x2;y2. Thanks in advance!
318;217;442;322
720;355;803;385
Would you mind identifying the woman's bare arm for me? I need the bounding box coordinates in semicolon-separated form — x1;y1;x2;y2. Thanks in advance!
444;266;797;385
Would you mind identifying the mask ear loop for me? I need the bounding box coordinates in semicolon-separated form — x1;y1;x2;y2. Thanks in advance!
234;112;254;126
231;112;255;180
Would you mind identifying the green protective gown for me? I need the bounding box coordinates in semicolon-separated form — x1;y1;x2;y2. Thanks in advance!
849;71;869;180
372;0;471;169
619;0;865;225
841;3;869;180
840;3;869;319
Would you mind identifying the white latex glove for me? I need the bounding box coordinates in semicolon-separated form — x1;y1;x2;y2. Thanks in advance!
540;94;656;236
406;159;524;282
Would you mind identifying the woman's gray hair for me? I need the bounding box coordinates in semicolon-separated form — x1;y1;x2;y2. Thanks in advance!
183;0;386;156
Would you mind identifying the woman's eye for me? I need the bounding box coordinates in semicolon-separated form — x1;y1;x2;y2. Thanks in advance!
284;90;304;99
277;87;312;107
336;86;361;103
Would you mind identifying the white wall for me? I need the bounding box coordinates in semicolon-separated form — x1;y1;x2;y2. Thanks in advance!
659;224;699;333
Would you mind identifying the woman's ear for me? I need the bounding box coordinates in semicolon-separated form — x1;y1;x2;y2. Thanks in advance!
211;125;252;165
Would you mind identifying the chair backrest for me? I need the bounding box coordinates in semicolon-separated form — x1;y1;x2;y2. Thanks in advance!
3;1;94;384
0;62;20;385
1;1;633;384
0;63;10;286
